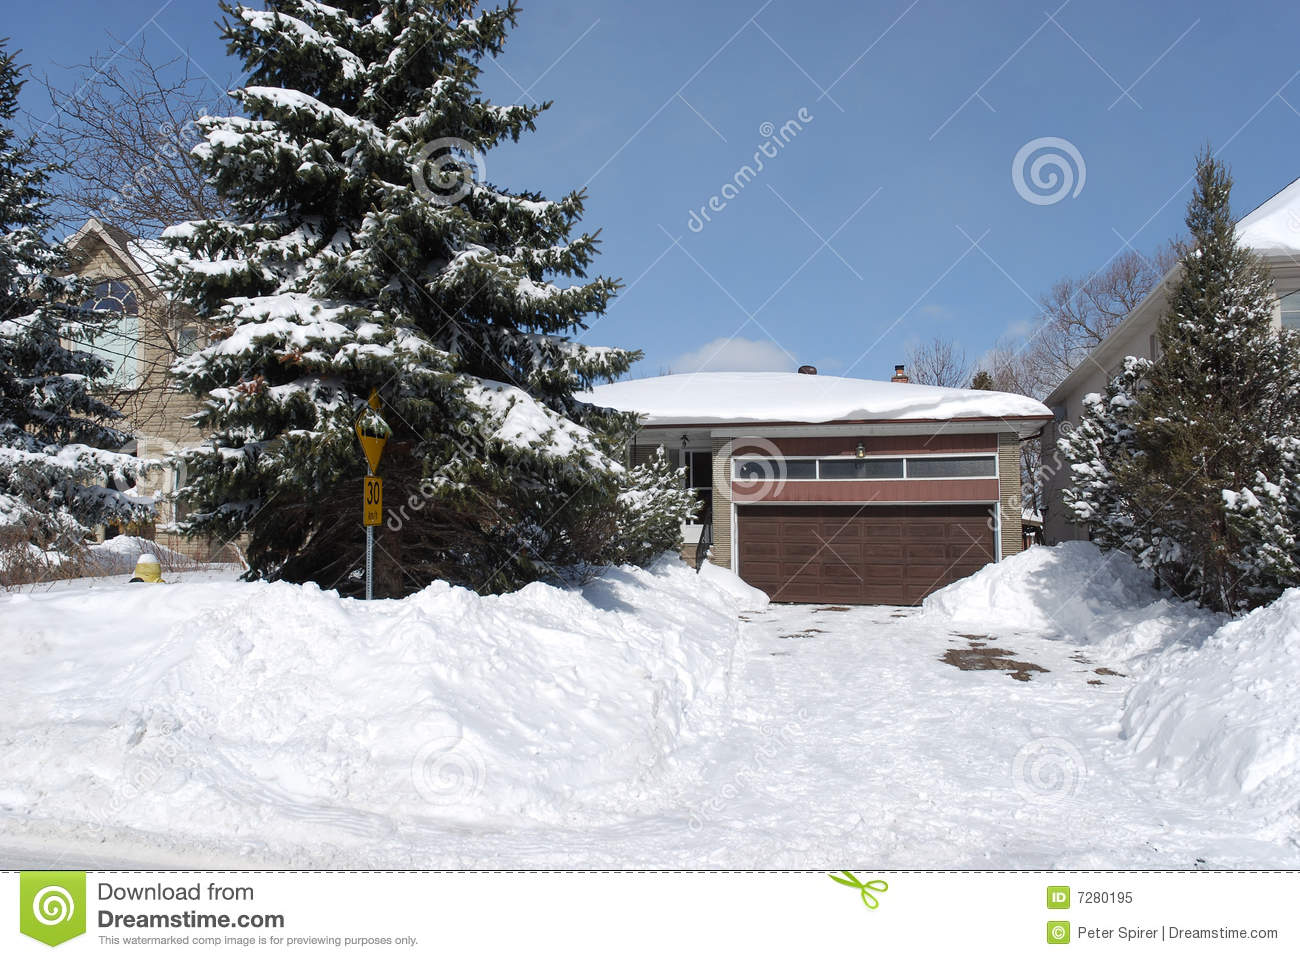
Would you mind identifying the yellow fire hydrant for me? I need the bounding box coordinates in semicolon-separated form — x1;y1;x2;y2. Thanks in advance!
130;553;165;583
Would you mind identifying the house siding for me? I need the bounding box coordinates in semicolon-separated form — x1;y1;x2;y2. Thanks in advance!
751;433;997;457
630;443;660;468
63;227;242;563
733;477;999;503
998;432;1023;558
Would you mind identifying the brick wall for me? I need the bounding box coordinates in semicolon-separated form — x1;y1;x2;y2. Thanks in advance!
709;437;731;570
998;432;1024;559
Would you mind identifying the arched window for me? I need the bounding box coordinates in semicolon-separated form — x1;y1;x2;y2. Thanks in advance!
81;280;138;316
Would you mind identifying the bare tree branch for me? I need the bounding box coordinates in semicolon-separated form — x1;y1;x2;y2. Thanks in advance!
1031;244;1179;391
904;336;972;388
32;36;235;238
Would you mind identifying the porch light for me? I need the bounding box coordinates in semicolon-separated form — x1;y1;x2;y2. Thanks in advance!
680;434;688;451
855;441;866;459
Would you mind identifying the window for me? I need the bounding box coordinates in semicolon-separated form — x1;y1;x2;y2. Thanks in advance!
1281;290;1300;330
171;462;189;523
1149;333;1161;361
731;452;1000;482
734;457;817;480
905;455;997;479
818;458;904;480
81;280;138;316
76;280;138;387
177;326;200;356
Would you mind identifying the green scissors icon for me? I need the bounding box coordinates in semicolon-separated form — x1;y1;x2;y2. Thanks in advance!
828;871;889;909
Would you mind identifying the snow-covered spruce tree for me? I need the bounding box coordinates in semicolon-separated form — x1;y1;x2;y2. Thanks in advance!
1058;356;1152;554
1132;152;1300;610
0;40;152;554
165;2;692;596
1062;151;1300;611
1222;437;1300;603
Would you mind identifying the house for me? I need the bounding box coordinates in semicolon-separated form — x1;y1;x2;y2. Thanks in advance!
1041;176;1300;545
585;366;1051;605
61;218;237;561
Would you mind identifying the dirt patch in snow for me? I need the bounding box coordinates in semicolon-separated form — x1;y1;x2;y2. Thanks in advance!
940;643;1048;683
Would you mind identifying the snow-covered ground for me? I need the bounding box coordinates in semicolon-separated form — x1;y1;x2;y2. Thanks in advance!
1;544;1297;867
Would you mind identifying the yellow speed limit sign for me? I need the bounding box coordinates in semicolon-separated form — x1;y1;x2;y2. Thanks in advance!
363;476;383;527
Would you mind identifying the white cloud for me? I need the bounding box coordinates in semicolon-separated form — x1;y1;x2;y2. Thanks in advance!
670;336;795;373
918;303;954;321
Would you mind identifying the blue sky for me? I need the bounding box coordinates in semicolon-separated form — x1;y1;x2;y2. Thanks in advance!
11;0;1300;380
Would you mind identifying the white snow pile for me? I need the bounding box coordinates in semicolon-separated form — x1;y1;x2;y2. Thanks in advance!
0;557;764;864
1120;590;1300;821
581;371;1051;430
922;541;1223;662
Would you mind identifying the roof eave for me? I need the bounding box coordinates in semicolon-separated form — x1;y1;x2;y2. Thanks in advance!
634;413;1052;438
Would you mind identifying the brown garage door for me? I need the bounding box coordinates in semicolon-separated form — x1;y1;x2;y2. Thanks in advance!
737;504;995;605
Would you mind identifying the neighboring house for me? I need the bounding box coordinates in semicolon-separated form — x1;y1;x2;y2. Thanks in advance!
1042;176;1300;545
585;367;1051;605
61;218;235;561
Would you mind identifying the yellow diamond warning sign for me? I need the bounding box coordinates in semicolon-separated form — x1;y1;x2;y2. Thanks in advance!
356;429;387;475
354;389;389;474
363;476;383;526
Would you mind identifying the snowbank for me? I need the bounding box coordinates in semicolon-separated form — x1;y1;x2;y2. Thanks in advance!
922;541;1222;661
1120;590;1300;818
0;557;762;864
581;371;1050;432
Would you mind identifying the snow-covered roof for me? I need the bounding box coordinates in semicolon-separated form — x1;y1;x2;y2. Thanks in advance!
582;372;1051;435
1236;176;1300;256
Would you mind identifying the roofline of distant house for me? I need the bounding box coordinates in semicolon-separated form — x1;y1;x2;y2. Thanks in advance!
63;217;164;297
632;414;1052;431
1044;260;1182;408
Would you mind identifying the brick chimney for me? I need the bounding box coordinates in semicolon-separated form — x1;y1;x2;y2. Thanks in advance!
797;364;817;375
891;363;909;383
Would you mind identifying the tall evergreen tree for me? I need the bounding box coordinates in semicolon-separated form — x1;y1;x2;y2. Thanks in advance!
0;39;152;550
1062;150;1300;611
167;2;692;595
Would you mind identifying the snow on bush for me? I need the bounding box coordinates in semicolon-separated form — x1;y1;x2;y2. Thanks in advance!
1120;589;1300;817
0;557;763;863
922;541;1223;662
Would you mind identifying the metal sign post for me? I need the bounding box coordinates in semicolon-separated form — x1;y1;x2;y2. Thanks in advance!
355;390;388;600
362;475;382;600
365;522;374;601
